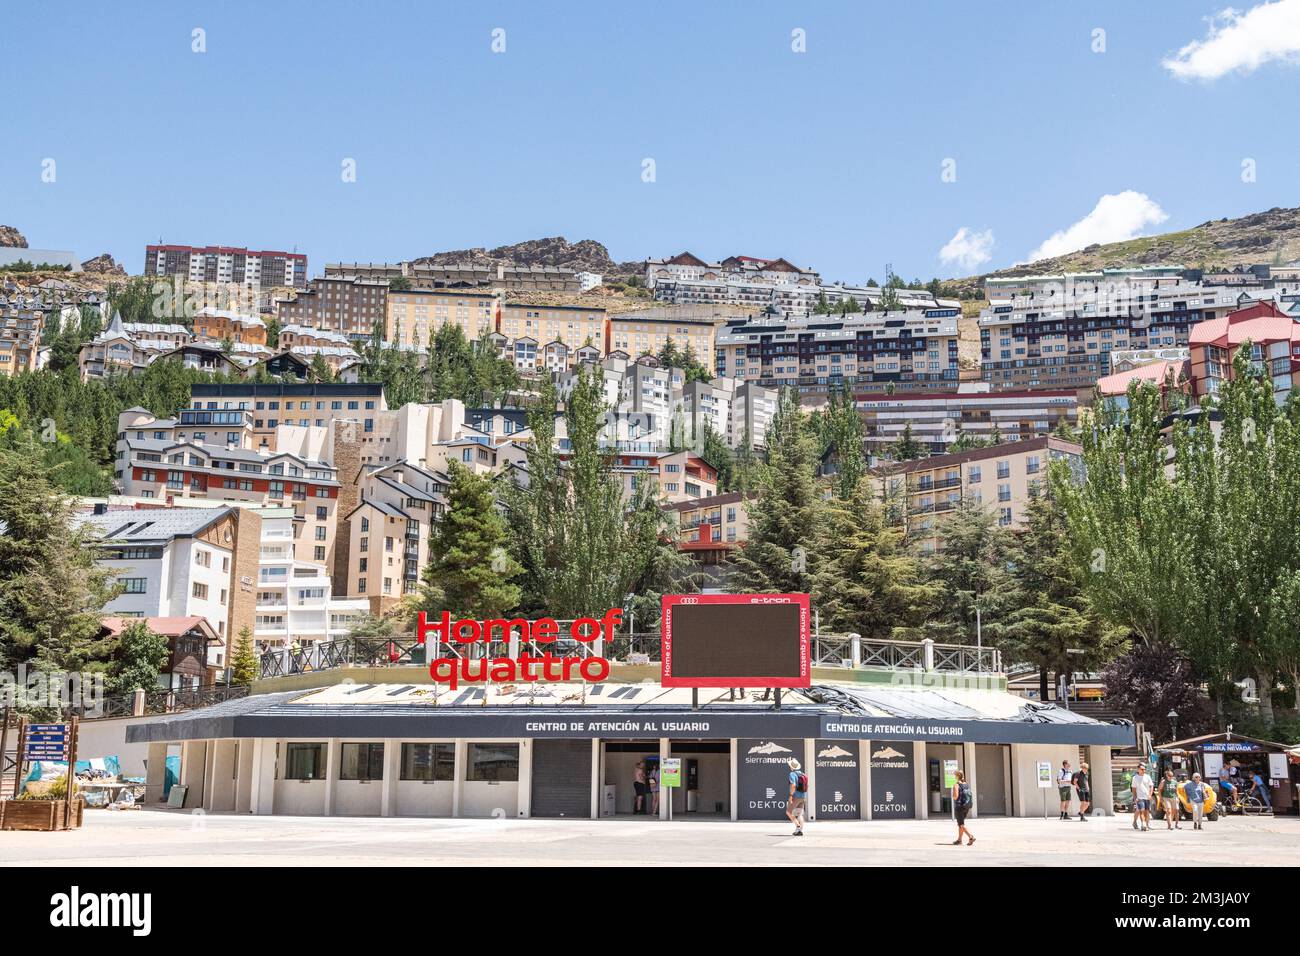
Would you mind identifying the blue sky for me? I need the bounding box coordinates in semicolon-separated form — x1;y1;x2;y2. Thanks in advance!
4;0;1300;281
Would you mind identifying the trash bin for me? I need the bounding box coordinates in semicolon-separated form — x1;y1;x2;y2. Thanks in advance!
602;785;616;817
686;790;699;812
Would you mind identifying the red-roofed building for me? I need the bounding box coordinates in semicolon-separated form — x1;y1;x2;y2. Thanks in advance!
1093;358;1190;409
99;616;222;689
1188;300;1300;402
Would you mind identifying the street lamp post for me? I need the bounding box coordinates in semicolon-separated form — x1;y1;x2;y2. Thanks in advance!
1167;708;1180;741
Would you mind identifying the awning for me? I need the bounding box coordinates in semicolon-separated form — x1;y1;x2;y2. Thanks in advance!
125;681;1133;747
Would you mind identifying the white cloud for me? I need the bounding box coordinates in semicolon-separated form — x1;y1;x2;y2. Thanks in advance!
1026;191;1168;263
938;227;995;272
1163;0;1300;80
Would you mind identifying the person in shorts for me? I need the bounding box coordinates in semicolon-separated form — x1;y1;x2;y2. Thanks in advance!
951;770;975;846
1159;769;1182;829
1185;772;1208;830
1131;764;1154;831
1057;760;1074;820
1072;762;1091;821
786;758;807;836
633;761;648;815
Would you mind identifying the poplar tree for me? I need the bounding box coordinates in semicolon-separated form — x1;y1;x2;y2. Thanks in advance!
997;485;1127;699
505;372;682;620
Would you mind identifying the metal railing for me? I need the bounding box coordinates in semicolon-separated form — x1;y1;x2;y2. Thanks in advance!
75;683;251;721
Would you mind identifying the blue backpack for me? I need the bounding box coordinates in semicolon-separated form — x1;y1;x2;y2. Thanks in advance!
957;782;973;808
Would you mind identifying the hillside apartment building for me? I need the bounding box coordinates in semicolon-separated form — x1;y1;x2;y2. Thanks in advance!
850;384;1080;456
1188;299;1300;404
872;435;1083;551
324;260;579;292
714;308;961;395
144;245;307;290
275;275;389;339
978;280;1242;391
114;407;342;570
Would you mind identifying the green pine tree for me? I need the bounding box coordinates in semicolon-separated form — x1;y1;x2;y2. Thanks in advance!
811;478;937;639
0;436;119;677
422;461;521;619
230;626;259;685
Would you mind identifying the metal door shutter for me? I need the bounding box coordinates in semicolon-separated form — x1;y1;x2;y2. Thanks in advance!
530;739;592;818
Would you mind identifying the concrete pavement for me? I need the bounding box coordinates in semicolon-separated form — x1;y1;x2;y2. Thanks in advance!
2;809;1297;866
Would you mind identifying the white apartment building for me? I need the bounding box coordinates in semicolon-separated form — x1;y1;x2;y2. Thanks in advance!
76;506;255;672
253;510;367;648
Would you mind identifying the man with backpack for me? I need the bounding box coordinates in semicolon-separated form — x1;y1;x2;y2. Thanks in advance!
951;770;975;846
1072;761;1091;821
786;758;808;836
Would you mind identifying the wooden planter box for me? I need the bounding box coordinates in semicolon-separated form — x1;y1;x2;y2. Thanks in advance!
0;797;84;831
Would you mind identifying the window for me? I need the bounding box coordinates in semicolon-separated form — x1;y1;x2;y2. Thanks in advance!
314;546;326;562
400;743;454;781
339;742;385;781
284;743;326;780
357;578;366;593
194;550;211;568
120;577;148;594
316;506;328;520
467;743;519;782
360;517;369;532
192;582;209;600
315;526;327;541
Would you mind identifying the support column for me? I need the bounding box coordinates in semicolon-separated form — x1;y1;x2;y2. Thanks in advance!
862;740;872;820
144;741;168;805
380;738;398;817
590;739;601;819
658;738;669;820
729;738;738;821
322;738;338;816
518;739;532;818
963;742;978;819
179;740;208;810
914;741;928;820
452;740;466;818
1088;744;1114;815
804;738;816;821
250;738;276;815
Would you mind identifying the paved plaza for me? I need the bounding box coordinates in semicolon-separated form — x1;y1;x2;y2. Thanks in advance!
2;809;1296;867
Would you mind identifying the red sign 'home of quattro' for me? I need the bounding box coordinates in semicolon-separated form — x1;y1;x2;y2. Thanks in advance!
416;609;621;690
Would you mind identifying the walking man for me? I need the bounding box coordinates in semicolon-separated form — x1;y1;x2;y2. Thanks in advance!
1058;759;1075;820
786;758;808;837
1131;764;1154;831
1072;761;1092;821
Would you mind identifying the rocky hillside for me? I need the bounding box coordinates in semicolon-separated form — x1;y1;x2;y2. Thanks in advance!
80;253;126;276
414;237;642;281
0;225;27;248
944;205;1300;298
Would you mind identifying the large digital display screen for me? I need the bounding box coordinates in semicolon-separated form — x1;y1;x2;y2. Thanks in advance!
660;594;810;688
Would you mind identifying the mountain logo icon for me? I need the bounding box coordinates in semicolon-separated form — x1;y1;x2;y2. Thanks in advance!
818;744;853;759
748;741;793;755
872;745;906;759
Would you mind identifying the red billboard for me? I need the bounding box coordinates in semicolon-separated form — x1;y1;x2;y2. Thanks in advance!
660;593;811;688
